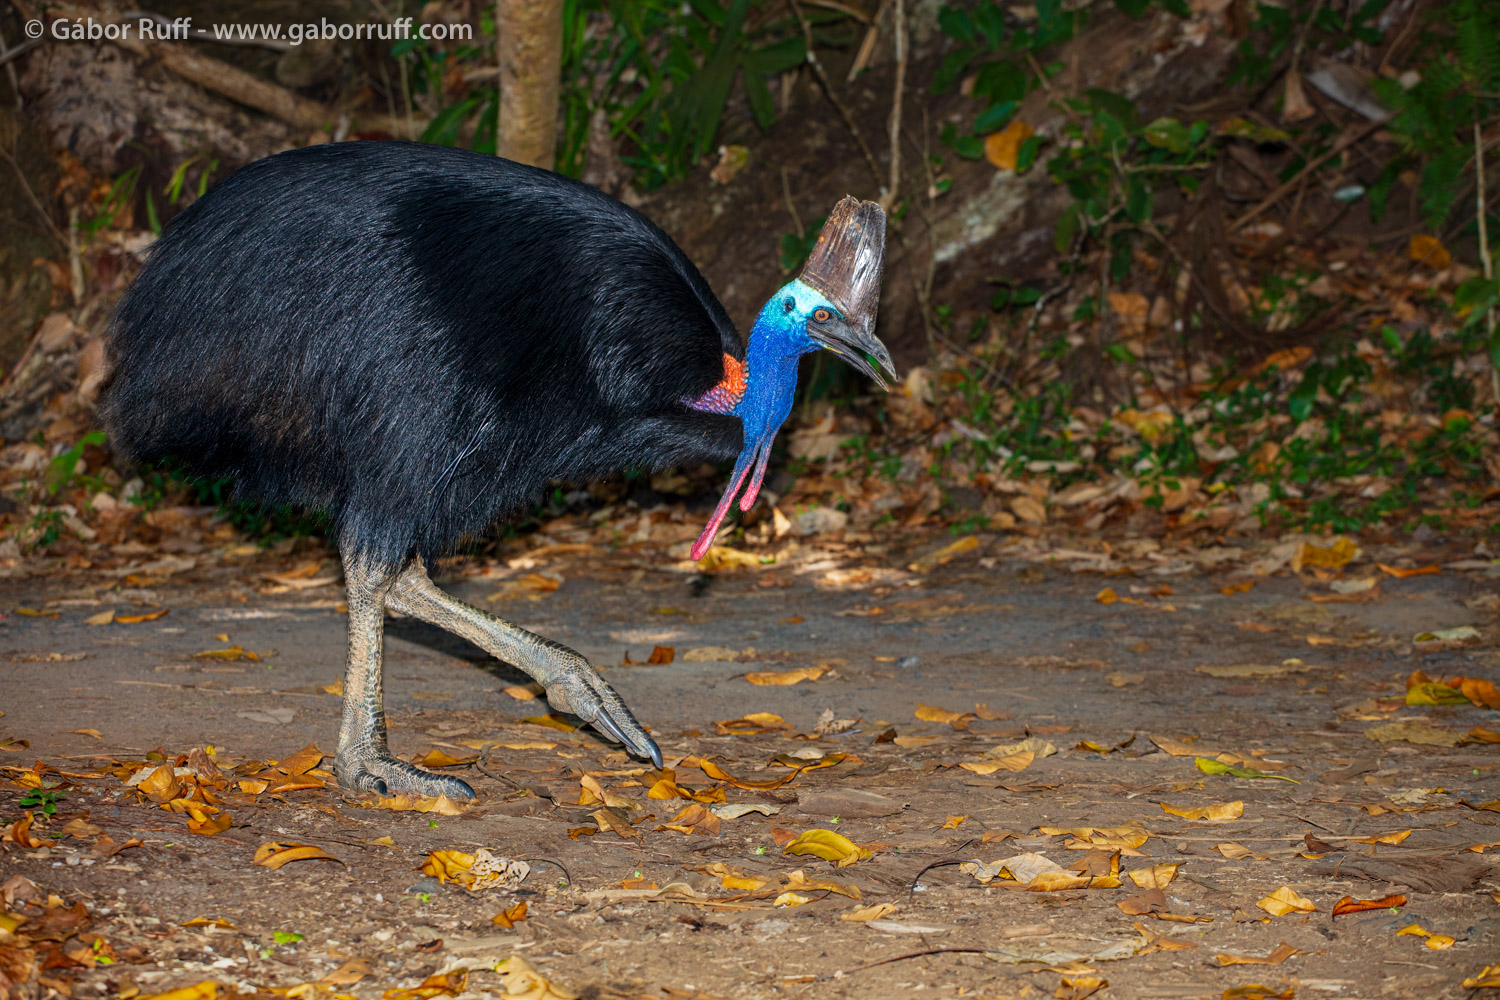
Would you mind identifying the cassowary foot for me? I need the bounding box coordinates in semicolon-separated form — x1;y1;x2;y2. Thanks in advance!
335;747;476;800
534;657;663;768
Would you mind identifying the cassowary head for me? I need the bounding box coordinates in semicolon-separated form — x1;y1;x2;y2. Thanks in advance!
689;197;896;559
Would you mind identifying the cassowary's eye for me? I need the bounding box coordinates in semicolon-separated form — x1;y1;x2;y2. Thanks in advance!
784;298;795;313
812;308;832;323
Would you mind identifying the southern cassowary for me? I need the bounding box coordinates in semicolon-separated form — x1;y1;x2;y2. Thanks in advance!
100;141;893;800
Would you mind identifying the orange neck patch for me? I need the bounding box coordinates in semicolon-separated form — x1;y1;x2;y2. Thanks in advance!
686;353;747;414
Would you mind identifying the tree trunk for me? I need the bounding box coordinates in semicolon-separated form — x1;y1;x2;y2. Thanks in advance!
495;0;562;170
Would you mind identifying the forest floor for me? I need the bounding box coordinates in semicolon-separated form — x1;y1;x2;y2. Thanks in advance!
2;527;1499;1000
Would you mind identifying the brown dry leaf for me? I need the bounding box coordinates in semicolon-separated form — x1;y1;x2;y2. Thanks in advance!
842;902;897;921
1467;727;1500;744
984;120;1034;170
1149;733;1208;756
180;918;237;929
658;803;721;836
1378;562;1441;579
61;817;103;838
2;813;43;848
695;757;798;791
253;841;343;870
577;775;634;810
1332;893;1406;916
85;610;115;626
1216;943;1301;967
1257;886;1316;916
591;806;641;839
1364;720;1464;746
492;901;528;929
486;572;563;603
319;958;372;987
1222;986;1294;1000
1011;494;1047;524
382;969;470;1000
892;735;938;748
1408;234;1451;269
421;849;530;891
415;749;478;769
192;645;261;662
744;666;827;686
961;751;1034;774
187;811;234;836
1056;974;1107;1000
1134;922;1198;953
1128;864;1180;889
1217;842;1269;861
713;712;791;735
1161;800;1243;821
784;868;862;900
67;728;102;739
1106;671;1145;687
495;956;576;1000
502;684;541;701
320;679;344;696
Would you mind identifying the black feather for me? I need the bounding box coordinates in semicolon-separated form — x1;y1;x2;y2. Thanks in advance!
100;141;744;568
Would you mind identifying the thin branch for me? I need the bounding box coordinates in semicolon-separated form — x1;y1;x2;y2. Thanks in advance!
830;948;991;979
0;144;67;250
780;165;804;237
789;0;885;197
880;0;905;213
1228;114;1393;234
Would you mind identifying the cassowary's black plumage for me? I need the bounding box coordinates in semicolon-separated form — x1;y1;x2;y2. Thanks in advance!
103;140;743;568
101;141;891;798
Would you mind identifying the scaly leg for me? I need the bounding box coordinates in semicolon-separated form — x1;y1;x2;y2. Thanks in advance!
333;554;477;799
387;558;662;767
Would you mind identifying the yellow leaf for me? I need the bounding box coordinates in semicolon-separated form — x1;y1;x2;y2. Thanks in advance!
85;610;115;626
503;683;542;700
192;645;260;662
320;679;344;696
841;902;897;921
915;703;973;727
140;983;219;1000
1257;886;1317;916
382;970;470;1000
253;841;344;870
908;535;981;573
984;120;1034;170
774;892;813;907
1296;536;1358;571
1096;587;1119;605
496;956;577;1000
1128;864;1180;888
941;815;968;830
1462;964;1500;988
180;918;237;929
415;749;477;769
117;608;170;624
784;868;862;900
783;828;873;867
697;545;764;570
1161;800;1243;821
492;901;528;929
1396;923;1454;949
745;666;827;686
420;849;530;890
520;714;578;732
1408;233;1451;269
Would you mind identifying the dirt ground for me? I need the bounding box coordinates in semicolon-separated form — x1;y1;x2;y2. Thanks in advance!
2;530;1498;1000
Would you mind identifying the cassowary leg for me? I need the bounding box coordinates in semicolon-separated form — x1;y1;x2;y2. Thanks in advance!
333;554;476;800
387;558;663;767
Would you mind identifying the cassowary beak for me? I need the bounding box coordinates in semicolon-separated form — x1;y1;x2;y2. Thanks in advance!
799;196;896;390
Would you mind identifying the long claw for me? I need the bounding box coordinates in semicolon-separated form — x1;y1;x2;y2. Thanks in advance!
586;700;663;767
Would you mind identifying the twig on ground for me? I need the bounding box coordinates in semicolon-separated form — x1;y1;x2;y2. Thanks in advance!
516;854;574;887
789;0;885;197
906;857;973;901
829;948;991;979
846;0;890;82
477;750;524;789
780;166;804;237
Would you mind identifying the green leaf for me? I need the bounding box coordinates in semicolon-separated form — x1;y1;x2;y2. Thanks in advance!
1142;116;1190;154
1195;757;1300;783
973;100;1019;134
1055;202;1081;253
1016;135;1043;172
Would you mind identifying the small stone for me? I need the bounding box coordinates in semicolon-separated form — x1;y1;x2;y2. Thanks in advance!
896;656;920;670
796;789;904;818
406;878;444;895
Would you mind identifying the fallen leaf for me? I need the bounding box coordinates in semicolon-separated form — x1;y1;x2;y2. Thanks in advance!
1408;233;1451;269
180;918;237;929
941;814;968;830
140;983;219;1000
1217;842;1268;861
520;714;578;732
1196;757;1300;784
117;608;170;624
986;737;1057;759
1396;923;1455;949
502;684;541;701
704;863;766;891
908;536;981;573
320;679;344;696
1364;720;1464;746
1413;625;1480;643
1332;893;1406;916
253;841;343;870
421;849;530;891
85;610;115;626
1220;986;1294;1000
192;645;261;662
416;749;477;769
1195;661;1315;679
783;828;873;867
774;892;814;908
697;546;763;571
495;955;577;999
1378;562;1440;578
1462;964;1500;988
961;752;1033;774
67;728;102;739
657;803;721;836
984;120;1034;170
492;901;528;929
1149;733;1209;756
745;666;827;686
784;868;862;900
915;703;974;728
1161;800;1243;821
1106;671;1145;686
1297;536;1358;571
382;969;470;1000
1257;886;1316;916
1216;943;1300;967
1127;864;1180;889
842;902;897;921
